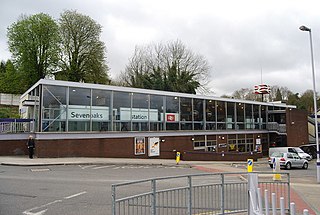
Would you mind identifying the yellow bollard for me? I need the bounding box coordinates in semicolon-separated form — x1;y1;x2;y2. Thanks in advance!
247;159;253;172
176;152;180;165
273;158;282;180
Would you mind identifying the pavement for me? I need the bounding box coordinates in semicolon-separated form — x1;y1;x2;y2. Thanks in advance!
1;156;319;215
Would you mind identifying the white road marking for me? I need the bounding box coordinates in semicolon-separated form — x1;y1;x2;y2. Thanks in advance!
113;166;121;169
64;191;87;199
81;165;97;169
30;168;50;172
22;191;87;214
23;209;47;215
23;200;61;215
93;165;115;169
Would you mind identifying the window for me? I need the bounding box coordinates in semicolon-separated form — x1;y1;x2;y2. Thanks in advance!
68;87;91;132
226;102;235;129
180;97;192;130
42;85;67;132
91;89;111;131
150;95;164;131
245;104;253;129
193;99;204;130
113;92;131;131
131;93;149;131
165;96;179;130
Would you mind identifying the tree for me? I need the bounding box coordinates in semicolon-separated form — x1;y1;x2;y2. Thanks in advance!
7;13;60;88
231;88;262;101
300;90;315;113
56;10;110;84
120;40;210;94
0;60;23;94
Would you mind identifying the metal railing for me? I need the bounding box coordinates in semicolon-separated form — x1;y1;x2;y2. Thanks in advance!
0;119;34;133
111;172;290;215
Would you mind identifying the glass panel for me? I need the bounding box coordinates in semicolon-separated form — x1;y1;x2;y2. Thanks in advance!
42;85;67;132
68;87;91;131
245;104;253;129
253;105;260;129
236;103;244;122
91;89;111;131
206;100;216;122
180;97;192;121
113;92;131;131
150;95;164;131
132;93;149;131
217;101;226;122
166;96;179;130
226;102;235;129
193;99;204;130
180;97;192;130
261;105;267;129
193;99;203;121
206;123;216;130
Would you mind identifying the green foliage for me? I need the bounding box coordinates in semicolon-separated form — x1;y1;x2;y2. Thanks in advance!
0;60;24;94
0;105;20;118
56;10;110;84
121;40;209;94
275;88;282;101
7;13;60;88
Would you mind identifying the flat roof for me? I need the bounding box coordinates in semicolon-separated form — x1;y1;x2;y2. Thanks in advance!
21;79;296;108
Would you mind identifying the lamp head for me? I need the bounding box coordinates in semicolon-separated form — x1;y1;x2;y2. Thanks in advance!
299;25;311;32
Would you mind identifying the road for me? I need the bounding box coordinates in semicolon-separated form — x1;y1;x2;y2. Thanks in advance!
0;161;316;215
0;164;202;215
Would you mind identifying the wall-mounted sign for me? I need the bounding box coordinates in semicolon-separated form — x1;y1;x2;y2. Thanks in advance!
165;113;179;122
134;137;145;155
61;105;109;121
148;137;160;157
120;108;158;121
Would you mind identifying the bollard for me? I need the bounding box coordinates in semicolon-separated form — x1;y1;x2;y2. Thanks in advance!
272;193;276;215
280;197;285;215
273;158;282;180
265;189;269;215
176;151;180;164
257;188;263;214
290;202;296;215
303;209;309;215
247;159;253;172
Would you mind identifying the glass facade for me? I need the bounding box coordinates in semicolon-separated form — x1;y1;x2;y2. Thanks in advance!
24;82;288;134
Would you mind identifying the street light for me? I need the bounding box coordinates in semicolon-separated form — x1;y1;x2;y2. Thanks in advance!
299;25;320;183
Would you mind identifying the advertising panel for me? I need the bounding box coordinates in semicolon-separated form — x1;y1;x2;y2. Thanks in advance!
148;137;160;157
134;137;145;155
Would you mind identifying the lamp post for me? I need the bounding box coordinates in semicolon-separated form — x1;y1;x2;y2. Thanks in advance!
299;25;320;183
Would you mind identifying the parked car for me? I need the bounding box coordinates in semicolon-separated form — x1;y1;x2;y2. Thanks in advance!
299;144;317;159
268;152;309;170
269;147;312;161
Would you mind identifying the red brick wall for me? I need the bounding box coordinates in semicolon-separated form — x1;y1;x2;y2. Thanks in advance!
0;140;28;156
286;109;309;147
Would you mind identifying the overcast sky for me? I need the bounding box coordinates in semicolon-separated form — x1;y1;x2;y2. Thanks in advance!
1;0;320;96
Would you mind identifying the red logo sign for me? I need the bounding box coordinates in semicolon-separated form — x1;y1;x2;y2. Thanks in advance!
166;114;176;122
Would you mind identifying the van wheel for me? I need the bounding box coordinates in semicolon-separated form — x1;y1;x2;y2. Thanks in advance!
269;164;273;168
285;162;291;170
303;162;308;169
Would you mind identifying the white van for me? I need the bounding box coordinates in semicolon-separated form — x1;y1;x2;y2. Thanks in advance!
269;147;312;161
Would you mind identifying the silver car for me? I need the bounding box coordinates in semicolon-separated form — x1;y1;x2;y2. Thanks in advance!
268;152;308;170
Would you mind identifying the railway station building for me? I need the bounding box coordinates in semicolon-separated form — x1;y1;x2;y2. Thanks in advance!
11;79;308;161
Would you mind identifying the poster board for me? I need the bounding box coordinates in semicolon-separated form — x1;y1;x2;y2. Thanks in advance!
148;137;160;157
134;137;145;155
